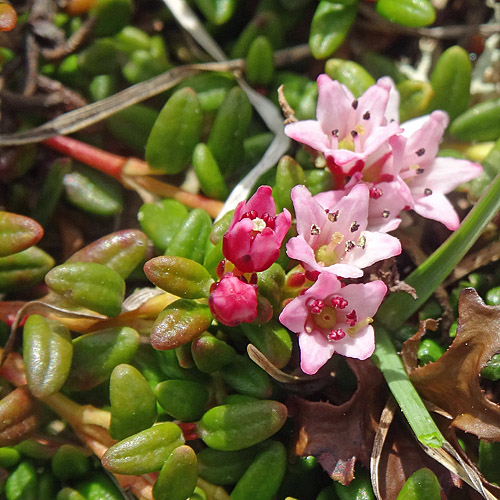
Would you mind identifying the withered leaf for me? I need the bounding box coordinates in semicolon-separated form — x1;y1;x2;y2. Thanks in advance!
0;387;40;446
402;288;500;441
292;358;387;484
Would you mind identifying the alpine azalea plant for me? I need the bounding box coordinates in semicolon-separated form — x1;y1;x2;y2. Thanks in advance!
210;74;482;376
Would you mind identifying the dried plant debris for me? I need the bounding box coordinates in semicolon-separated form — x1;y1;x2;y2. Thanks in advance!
291;358;387;485
402;288;500;441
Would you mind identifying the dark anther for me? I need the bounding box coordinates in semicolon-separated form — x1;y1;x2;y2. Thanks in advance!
327;210;339;222
352;99;358;110
350;221;360;232
311;224;321;235
424;188;433;196
416;168;424;174
362;111;371;120
416;148;425;157
351;130;358;138
382;210;390;218
332;129;339;137
345;240;355;252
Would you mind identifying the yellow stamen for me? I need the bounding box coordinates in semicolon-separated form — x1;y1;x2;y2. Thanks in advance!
347;317;373;337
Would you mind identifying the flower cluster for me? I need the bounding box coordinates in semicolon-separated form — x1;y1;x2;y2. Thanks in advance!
285;74;482;232
211;75;481;376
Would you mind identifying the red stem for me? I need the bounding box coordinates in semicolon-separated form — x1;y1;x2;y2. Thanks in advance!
43;136;125;179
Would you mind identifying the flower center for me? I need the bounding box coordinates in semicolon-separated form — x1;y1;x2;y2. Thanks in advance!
312;305;337;329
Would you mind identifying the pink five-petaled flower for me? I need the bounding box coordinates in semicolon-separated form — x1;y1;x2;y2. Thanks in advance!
398;110;483;230
223;185;292;273
279;272;387;375
209;273;258;327
286;184;401;278
284;74;402;185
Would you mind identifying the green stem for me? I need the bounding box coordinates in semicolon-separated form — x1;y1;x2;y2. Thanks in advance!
377;170;500;331
372;325;444;447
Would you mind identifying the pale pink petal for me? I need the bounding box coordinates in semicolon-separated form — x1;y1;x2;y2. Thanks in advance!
341;280;388;318
286;236;363;278
402;111;448;169
334;325;375;360
284;120;330;153
366;179;413;232
313;189;345;209
298;330;336;375
279;296;309;334
356;77;393;131
291;185;329;244
409;157;482;195
384;77;400;123
342;230;402;269
316;75;354;138
413;192;460;230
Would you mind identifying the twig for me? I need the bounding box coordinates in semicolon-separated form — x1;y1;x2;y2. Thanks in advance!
41;15;96;60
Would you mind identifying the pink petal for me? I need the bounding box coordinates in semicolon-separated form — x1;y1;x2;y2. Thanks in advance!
341;280;388;318
412;192;460;230
291;185;329;244
286;236;363;278
316;75;354;139
334;325;375;360
284;120;330;153
245;185;276;216
279;296;309;334
409;157;482;195
402;111;448;169
357;77;393;131
298;329;336;375
342;230;402;269
247;229;281;272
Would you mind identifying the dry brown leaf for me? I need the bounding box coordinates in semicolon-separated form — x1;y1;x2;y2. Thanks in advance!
291;358;387;484
402;288;500;441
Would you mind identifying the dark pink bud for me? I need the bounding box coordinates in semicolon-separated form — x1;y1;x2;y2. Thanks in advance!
208;274;258;327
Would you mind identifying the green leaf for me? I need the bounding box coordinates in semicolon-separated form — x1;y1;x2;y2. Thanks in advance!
309;1;358;60
109;364;157;440
67;229;147;279
151;299;212;350
376;0;435;28
145;255;213;299
0;246;54;293
0;212;43;258
194;0;236;25
197;400;288;451
23;315;73;398
426;45;471;121
146;88;203;174
102;422;185;474
45;262;125;317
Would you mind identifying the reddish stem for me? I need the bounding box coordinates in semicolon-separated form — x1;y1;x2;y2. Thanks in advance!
43;136;125;179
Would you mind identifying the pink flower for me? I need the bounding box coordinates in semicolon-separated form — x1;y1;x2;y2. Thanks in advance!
223;186;291;273
279;272;387;375
209;273;257;327
398;111;483;230
286;184;401;278
284;74;402;183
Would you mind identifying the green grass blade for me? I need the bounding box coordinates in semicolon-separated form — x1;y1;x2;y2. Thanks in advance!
372;325;445;447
